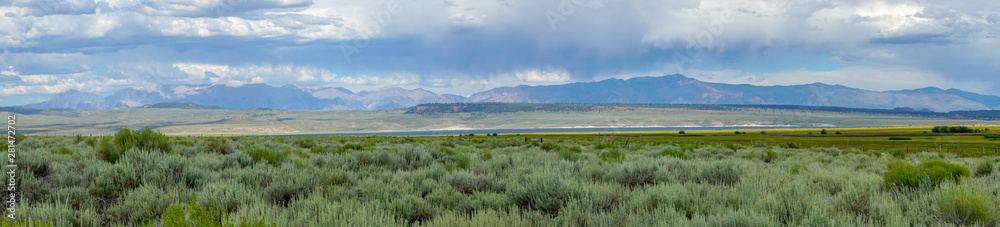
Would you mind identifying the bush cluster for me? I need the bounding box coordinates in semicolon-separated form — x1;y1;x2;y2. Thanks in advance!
932;184;998;226
884;159;969;189
241;145;290;165
203;137;231;154
97;128;172;163
973;159;994;177
932;126;976;133
162;195;275;227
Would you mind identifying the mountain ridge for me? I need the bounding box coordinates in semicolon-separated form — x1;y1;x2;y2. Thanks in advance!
22;74;1000;112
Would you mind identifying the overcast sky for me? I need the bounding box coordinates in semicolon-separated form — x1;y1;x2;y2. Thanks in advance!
1;0;998;105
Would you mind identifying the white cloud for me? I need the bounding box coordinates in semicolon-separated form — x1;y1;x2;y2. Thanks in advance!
2;0;1000;105
514;68;571;83
171;63;421;88
0;70;130;96
331;72;420;86
296;74;317;82
173;63;339;84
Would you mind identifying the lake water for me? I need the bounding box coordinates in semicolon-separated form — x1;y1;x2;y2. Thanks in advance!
258;126;825;137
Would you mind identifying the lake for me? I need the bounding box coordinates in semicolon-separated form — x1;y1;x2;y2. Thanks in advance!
257;126;825;137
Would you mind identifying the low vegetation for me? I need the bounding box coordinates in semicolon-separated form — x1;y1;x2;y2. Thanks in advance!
3;128;1000;226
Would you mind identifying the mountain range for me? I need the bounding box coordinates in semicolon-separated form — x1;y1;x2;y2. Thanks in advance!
24;74;1000;112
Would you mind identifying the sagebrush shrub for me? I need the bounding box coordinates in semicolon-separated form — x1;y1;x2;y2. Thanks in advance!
563;145;583;153
292;138;317;149
426;186;466;209
660;147;689;159
105;185;182;224
973;159;993;177
445;170;506;194
18;137;43;149
113;128;172;152
97;128;172;163
242;146;290;166
599;149;624;163
558;150;580;162
698;161;741;186
508;172;575;216
810;147;841;156
540;142;559;151
932;184;998;226
265;176;310;207
309;146;329;154
338;143;364;153
883;161;928;189
604;162;658;188
743;149;777;163
163;195;275;227
917;159;969;184
453;152;470;170
203;137;231;154
96;137;123;163
197;180;262;212
391;195;436;225
50;145;74;155
884;159;969;189
51;187;92;210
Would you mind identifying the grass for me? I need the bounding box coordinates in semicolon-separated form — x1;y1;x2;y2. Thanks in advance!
533;126;1000;158
3;128;1000;226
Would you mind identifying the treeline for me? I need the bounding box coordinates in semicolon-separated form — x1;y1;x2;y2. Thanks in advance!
931;126;988;133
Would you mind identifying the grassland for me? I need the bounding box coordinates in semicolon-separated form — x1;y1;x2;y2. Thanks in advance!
2;128;999;226
540;126;1000;158
3;104;998;136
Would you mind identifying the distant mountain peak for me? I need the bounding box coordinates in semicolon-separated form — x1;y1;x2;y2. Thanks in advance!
19;74;1000;111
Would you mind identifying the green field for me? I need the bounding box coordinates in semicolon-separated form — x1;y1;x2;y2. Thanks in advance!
2;128;999;226
536;126;1000;158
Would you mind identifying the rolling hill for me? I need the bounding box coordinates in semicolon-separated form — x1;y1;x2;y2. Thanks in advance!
23;74;1000;112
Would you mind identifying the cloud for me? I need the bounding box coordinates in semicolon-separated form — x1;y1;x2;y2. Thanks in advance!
4;0;96;16
1;0;999;106
0;68;22;82
0;70;130;96
136;0;313;18
514;68;571;83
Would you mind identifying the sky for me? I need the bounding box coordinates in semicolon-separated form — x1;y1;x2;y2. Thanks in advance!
0;0;998;106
